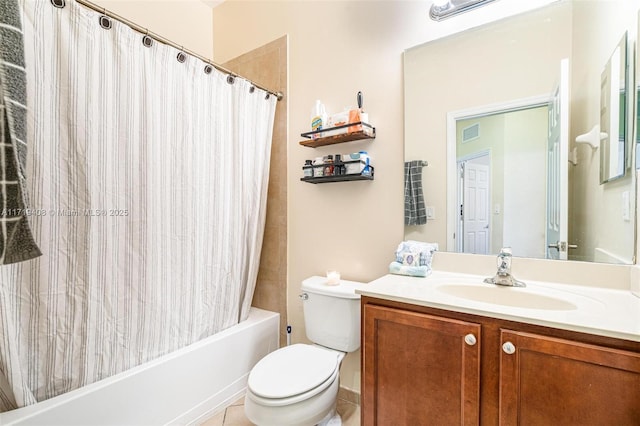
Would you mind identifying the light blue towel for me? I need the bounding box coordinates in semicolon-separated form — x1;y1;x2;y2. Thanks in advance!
389;261;431;277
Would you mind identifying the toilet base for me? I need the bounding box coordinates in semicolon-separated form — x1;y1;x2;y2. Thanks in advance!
317;409;341;426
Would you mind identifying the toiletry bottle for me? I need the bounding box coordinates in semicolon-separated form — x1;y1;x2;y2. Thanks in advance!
313;157;324;177
324;155;334;176
303;160;313;178
360;151;371;176
311;100;327;139
334;154;344;175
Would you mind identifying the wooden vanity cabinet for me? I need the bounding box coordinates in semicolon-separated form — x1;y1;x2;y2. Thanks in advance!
362;304;481;425
499;330;640;425
361;296;640;426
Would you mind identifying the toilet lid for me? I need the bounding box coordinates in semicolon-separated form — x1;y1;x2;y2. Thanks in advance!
248;344;339;399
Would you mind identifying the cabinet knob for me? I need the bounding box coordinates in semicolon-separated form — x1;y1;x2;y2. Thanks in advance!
464;333;477;346
502;341;516;354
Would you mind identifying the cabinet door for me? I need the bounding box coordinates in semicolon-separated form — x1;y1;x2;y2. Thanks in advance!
362;304;481;426
500;330;640;425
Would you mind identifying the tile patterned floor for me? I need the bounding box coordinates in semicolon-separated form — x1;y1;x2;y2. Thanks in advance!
200;395;360;426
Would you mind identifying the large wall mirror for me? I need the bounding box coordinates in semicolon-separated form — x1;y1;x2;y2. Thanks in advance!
404;0;638;264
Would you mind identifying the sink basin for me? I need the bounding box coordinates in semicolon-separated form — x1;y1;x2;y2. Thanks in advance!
436;284;578;311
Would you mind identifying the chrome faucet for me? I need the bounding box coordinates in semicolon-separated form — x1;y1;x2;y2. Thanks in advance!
484;247;526;287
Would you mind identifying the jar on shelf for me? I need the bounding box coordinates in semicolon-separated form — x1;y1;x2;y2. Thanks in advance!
302;160;313;178
324;155;334;176
313;157;325;177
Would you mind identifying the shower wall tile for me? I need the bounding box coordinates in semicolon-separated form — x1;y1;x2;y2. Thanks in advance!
223;36;288;346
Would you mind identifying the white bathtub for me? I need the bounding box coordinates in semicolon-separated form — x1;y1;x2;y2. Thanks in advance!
0;307;279;425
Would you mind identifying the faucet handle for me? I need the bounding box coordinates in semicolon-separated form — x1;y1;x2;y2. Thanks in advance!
499;247;512;256
497;247;512;272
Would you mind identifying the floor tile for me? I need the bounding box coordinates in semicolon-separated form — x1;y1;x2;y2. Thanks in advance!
223;404;254;426
200;410;225;426
337;399;360;426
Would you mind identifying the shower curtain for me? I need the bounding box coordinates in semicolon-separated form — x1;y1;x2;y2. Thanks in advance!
0;0;276;412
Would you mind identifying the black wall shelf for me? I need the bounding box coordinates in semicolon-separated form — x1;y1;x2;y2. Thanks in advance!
300;168;374;184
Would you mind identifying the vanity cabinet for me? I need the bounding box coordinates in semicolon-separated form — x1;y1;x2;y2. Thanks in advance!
499;330;640;425
361;297;640;426
362;304;481;425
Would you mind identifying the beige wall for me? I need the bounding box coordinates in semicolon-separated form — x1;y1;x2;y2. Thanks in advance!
213;0;561;395
92;0;214;58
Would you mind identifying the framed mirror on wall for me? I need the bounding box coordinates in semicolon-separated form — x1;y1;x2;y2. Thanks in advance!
600;33;628;184
404;0;638;265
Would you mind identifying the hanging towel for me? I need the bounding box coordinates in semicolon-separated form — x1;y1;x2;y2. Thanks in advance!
404;160;426;225
0;0;41;264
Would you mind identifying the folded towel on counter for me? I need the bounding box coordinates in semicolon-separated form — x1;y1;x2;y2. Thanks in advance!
389;261;431;278
395;240;438;267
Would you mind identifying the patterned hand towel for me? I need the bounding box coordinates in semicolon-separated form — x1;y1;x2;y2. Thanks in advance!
404;160;426;225
0;0;41;264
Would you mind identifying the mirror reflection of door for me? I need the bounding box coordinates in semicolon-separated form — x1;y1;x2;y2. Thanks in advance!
455;105;548;258
457;156;490;254
546;59;570;260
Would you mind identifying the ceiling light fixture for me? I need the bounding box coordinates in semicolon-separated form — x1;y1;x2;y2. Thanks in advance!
430;0;497;21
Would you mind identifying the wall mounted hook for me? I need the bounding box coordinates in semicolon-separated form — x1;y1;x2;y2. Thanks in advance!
575;124;606;150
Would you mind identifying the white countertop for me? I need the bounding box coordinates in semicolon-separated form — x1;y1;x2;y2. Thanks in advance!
357;271;640;342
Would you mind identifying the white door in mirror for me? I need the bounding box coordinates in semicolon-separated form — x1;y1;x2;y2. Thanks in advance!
546;58;570;261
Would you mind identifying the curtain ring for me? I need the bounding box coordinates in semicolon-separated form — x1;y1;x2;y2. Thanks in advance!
99;16;111;29
142;29;153;47
177;47;187;63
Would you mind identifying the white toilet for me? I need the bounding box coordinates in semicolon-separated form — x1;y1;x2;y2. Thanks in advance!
244;276;365;426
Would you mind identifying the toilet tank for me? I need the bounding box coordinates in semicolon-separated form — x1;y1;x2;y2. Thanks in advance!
301;276;367;352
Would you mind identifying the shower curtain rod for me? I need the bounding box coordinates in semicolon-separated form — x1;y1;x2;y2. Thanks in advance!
73;0;284;101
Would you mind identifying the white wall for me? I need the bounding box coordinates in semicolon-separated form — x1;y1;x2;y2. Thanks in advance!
503;107;548;258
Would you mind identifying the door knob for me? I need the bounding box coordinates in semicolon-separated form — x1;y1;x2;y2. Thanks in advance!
464;334;477;346
548;241;578;251
502;341;516;354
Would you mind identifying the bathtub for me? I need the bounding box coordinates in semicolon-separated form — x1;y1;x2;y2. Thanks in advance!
0;307;279;425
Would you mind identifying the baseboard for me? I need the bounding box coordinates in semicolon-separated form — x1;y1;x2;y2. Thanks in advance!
338;386;360;406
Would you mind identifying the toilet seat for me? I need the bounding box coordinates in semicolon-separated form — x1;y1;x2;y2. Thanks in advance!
247;344;341;406
247;364;339;407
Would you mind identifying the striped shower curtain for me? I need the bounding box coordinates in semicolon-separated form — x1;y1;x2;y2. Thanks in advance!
0;0;276;412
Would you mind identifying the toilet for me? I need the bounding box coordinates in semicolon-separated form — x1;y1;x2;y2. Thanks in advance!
245;276;365;426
